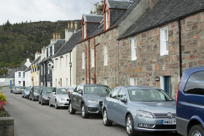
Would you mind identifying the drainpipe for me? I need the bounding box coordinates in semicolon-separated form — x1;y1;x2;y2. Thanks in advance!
178;19;183;78
88;40;91;84
69;53;72;86
94;38;97;84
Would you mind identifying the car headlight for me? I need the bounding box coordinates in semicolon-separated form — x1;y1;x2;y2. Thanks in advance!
87;100;98;104
137;110;154;119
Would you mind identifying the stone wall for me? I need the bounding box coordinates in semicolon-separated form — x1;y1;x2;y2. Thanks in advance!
0;117;14;136
76;11;204;98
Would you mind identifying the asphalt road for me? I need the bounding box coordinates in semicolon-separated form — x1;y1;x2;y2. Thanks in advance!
1;87;180;136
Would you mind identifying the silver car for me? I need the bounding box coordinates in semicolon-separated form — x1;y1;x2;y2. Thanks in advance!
49;88;69;109
102;86;176;136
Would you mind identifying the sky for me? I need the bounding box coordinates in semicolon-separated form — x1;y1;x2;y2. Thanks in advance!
0;0;99;25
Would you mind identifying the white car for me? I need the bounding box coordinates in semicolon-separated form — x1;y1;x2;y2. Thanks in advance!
49;88;69;109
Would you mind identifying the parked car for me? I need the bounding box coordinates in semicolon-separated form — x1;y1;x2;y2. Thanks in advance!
102;86;176;136
22;87;32;98
39;87;56;105
10;86;15;93
49;88;69;109
69;84;110;118
13;86;24;94
29;86;41;101
177;67;204;136
67;87;75;98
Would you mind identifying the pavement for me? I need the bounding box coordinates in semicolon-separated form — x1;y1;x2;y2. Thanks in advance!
0;87;180;136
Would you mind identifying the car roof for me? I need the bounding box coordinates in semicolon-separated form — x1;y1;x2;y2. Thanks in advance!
80;84;109;87
117;86;160;90
180;66;204;92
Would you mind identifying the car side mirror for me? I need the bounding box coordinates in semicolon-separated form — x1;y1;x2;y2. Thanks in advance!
120;97;127;103
78;90;83;95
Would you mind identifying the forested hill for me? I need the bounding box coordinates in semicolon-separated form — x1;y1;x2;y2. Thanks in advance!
0;21;68;76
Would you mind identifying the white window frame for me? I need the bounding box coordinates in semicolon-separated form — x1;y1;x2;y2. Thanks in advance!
91;49;95;68
130;38;137;61
82;52;85;69
160;27;169;56
104;46;108;66
129;78;137;86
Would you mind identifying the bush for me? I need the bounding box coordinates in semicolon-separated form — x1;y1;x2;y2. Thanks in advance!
0;93;6;102
0;93;6;110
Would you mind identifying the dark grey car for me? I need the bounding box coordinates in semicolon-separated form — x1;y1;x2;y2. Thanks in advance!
69;84;110;118
29;86;41;101
38;87;56;105
102;86;176;136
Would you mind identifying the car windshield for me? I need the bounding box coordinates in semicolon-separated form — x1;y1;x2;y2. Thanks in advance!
84;86;110;96
128;88;172;102
34;87;40;93
43;88;55;94
56;88;67;94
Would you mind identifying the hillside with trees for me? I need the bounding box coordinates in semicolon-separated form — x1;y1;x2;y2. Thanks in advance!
0;21;68;76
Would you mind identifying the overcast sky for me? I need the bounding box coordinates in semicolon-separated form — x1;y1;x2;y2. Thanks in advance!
0;0;99;25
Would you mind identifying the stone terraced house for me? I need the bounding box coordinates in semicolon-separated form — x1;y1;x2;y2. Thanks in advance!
75;0;204;98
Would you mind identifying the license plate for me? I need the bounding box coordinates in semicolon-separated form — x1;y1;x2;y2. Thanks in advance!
162;119;176;125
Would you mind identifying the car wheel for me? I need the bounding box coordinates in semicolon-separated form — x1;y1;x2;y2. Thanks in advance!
49;100;52;107
41;100;44;105
55;101;58;109
189;125;204;136
103;109;112;126
126;114;135;136
81;104;89;118
69;102;76;114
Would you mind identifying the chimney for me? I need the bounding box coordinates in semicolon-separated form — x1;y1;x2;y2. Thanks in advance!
52;33;56;40
56;33;61;40
65;21;74;42
74;21;78;30
71;21;74;30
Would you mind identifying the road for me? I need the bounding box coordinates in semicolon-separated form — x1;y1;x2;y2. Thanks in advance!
0;87;179;136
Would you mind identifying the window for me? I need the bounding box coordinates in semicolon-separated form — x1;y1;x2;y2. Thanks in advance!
66;78;68;86
60;78;62;87
160;27;169;56
160;76;171;96
184;71;204;95
130;38;137;61
52;46;54;56
130;78;137;86
82;52;85;69
66;55;68;67
104;79;108;86
50;46;52;56
91;48;95;68
23;72;25;78
104;46;108;66
18;72;21;78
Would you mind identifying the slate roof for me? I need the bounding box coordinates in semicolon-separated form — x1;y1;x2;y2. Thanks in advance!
32;56;41;65
16;63;27;71
53;39;65;54
83;14;103;23
119;0;204;39
108;0;131;9
54;30;82;57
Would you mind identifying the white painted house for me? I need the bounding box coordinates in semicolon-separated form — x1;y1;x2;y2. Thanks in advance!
52;21;80;88
15;59;31;87
25;67;32;87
